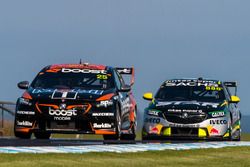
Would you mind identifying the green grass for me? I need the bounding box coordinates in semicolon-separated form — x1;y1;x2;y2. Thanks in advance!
0;147;250;167
242;133;250;141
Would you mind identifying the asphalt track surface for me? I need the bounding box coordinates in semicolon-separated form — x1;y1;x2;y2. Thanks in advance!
0;137;245;147
0;137;139;147
0;137;199;147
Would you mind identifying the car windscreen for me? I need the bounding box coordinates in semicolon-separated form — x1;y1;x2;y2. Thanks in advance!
31;72;114;90
155;86;225;102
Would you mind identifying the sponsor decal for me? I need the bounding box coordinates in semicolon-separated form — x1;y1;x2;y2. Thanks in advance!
33;89;104;96
157;101;220;108
19;98;32;106
149;124;163;134
210;120;227;125
54;117;71;121
16;121;33;127
117;68;132;74
149;127;159;134
121;97;131;113
97;100;113;108
73;89;104;95
93;123;112;129
165;80;219;87
49;108;77;117
32;89;54;94
169;123;200;128
49;108;77;121
210;128;219;134
61;68;107;74
147;110;160;116
92;113;114;117
17;111;35;115
145;118;160;124
209;111;225;118
167;109;203;113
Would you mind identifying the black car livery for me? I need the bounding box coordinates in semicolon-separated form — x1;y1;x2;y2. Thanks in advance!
142;78;241;140
14;63;137;140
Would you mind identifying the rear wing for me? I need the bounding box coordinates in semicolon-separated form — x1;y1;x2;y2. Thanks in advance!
116;67;135;86
224;81;238;95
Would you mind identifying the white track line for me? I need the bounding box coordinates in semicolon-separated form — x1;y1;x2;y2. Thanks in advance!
0;142;250;153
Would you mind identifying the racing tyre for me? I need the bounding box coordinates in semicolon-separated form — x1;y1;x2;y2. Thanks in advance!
120;123;136;140
103;104;121;140
232;129;241;141
142;135;155;141
34;132;51;139
14;131;31;139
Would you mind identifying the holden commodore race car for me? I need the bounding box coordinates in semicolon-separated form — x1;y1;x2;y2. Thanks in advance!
142;78;241;141
14;63;137;140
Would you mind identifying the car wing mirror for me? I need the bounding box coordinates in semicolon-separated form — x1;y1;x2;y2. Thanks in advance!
143;92;153;101
230;96;240;103
119;85;131;92
18;81;30;90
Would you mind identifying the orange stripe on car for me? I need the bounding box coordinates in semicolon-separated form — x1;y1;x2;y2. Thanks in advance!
46;69;61;73
38;104;59;109
95;130;116;135
96;93;114;101
22;91;32;100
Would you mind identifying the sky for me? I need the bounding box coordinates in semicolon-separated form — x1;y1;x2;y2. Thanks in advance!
0;0;250;115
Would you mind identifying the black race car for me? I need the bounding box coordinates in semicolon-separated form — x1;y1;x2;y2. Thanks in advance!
14;63;137;140
142;78;241;140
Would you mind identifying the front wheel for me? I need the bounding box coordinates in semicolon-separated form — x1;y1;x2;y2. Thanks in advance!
34;132;51;139
14;130;31;139
120;123;136;140
103;104;121;140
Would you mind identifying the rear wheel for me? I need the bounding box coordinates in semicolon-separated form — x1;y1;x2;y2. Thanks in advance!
34;132;51;139
103;104;121;140
120;123;136;140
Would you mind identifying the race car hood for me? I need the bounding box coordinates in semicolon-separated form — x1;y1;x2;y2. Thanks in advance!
151;100;226;113
25;88;115;101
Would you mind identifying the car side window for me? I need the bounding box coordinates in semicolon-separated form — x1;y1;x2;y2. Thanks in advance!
114;71;122;89
223;85;231;101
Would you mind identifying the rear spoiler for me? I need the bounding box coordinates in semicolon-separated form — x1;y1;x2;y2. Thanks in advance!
224;81;237;87
116;67;135;86
224;81;238;95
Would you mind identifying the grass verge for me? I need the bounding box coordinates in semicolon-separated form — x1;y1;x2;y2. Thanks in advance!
0;147;250;167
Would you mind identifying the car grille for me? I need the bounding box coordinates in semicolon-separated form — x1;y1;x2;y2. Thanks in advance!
163;112;207;124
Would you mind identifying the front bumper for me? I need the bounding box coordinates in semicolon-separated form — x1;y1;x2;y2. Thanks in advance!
142;115;231;140
14;100;117;135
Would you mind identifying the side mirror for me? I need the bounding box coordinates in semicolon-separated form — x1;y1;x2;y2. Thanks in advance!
119;85;131;92
230;96;240;103
18;81;29;90
143;92;153;101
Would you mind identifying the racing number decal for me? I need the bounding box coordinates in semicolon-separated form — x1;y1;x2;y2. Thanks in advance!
97;74;108;80
206;86;222;91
